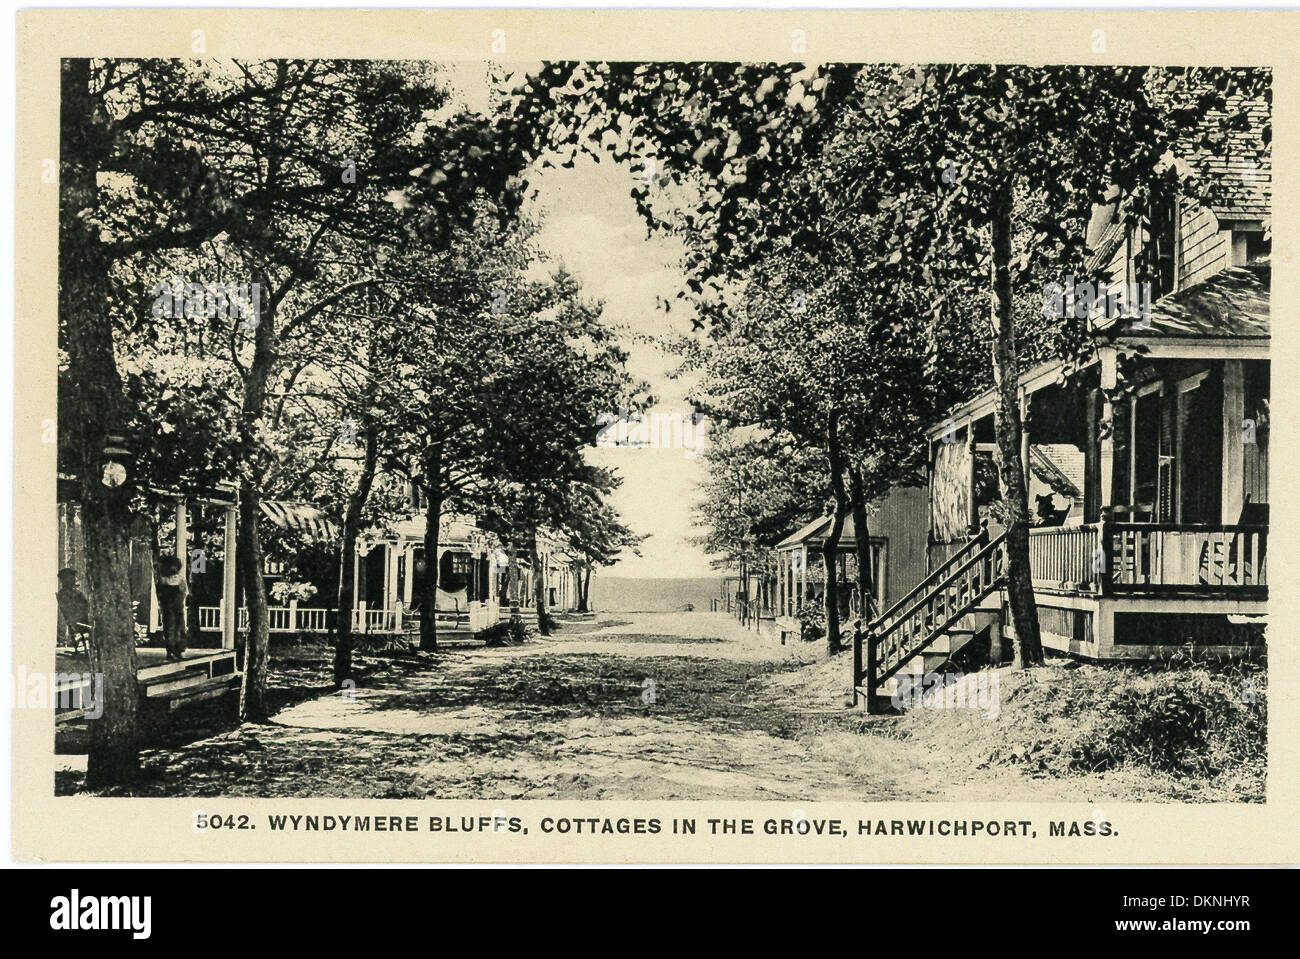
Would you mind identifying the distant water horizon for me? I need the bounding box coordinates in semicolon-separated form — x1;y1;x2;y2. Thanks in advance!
589;575;722;613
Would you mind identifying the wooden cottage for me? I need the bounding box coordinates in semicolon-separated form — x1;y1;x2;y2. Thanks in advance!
852;121;1270;706
773;485;929;641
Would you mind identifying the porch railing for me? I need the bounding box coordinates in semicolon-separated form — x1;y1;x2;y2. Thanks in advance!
1027;521;1267;595
198;601;499;635
1109;524;1267;592
1028;523;1102;592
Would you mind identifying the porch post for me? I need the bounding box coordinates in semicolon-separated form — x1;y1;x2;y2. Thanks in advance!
1222;359;1246;523
174;498;188;563
402;544;414;606
785;551;792;617
222;505;237;650
966;420;978;532
1098;346;1118;511
351;542;362;631
385;542;399;612
778;550;785;618
1128;393;1138;507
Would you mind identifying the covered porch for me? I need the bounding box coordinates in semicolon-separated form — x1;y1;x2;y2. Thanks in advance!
219;513;504;638
924;272;1268;656
56;481;243;715
773;514;887;635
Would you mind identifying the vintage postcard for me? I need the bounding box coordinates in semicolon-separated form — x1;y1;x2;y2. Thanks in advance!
10;7;1300;865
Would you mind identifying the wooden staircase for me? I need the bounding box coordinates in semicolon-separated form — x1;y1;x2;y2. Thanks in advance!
854;531;1007;711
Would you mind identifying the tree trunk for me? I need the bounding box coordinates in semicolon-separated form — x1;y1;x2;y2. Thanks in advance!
530;534;550;635
848;465;876;623
334;424;379;686
236;487;272;721
59;58;141;786
989;175;1043;667
580;565;592;613
236;267;279;722
418;449;442;652
823;410;847;655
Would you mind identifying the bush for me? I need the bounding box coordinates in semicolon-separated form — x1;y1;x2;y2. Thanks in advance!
477;619;536;647
350;631;408;654
1067;664;1266;776
899;660;1267;787
795;602;825;642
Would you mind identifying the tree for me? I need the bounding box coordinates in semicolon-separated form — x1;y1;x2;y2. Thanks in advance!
849;65;1269;664
510;61;1268;667
61;57;533;744
509;63;965;654
471;278;645;636
560;471;646;613
57;57;301;782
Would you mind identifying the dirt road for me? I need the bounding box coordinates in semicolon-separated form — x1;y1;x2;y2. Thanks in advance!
57;612;1211;801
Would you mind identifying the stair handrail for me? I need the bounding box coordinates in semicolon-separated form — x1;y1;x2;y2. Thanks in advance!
869;531;1007;658
868;531;992;635
855;532;1008;709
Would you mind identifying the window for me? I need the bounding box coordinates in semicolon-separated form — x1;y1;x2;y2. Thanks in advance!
1140;189;1179;298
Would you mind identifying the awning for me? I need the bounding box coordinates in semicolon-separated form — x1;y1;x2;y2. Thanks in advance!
776;514;871;551
260;501;338;540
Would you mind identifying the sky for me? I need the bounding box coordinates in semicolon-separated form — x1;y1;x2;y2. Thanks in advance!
445;62;723;579
530;159;721;580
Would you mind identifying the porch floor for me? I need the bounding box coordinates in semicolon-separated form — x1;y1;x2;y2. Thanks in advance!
56;645;234;678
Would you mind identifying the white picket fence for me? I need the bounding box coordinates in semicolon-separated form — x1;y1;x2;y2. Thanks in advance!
198;600;498;635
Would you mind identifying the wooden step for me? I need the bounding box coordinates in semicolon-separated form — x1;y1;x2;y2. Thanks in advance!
168;682;238;710
145;673;239;699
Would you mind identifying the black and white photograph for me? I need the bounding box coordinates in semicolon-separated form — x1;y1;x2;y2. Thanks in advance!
44;47;1274;808
11;8;1298;885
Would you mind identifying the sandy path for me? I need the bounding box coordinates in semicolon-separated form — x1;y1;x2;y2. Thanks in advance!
263;612;871;800
59;611;1190;801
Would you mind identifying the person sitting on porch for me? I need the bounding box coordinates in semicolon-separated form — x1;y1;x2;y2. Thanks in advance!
56;567;91;651
157;555;188;662
1034;493;1070;527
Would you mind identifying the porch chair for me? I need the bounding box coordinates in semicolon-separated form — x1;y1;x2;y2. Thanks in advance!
1198;499;1268;586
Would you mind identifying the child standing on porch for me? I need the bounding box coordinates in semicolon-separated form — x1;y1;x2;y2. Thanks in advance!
157;555;187;662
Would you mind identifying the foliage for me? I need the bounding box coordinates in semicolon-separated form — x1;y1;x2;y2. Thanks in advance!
269;581;318;606
897;660;1266;784
796;602;825;643
691;428;822;570
477;619;536;647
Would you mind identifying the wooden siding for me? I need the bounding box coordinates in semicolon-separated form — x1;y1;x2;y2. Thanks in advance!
1095;199;1232;295
1179;203;1229;289
868;485;929;606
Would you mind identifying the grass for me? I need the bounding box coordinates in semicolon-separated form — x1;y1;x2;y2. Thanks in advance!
859;659;1267;801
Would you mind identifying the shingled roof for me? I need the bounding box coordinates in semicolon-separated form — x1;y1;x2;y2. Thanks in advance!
1122;264;1270;341
1086;93;1270;273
